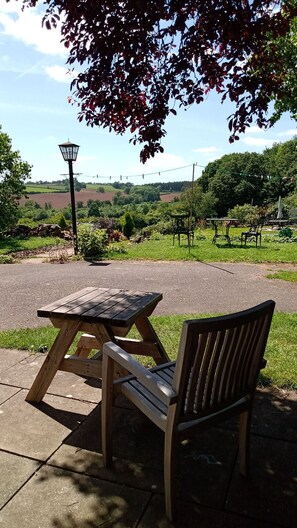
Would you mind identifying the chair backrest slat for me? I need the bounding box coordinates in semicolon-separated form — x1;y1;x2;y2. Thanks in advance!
173;301;275;421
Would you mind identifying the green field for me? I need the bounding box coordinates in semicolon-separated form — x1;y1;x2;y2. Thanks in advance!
85;183;123;192
25;183;66;193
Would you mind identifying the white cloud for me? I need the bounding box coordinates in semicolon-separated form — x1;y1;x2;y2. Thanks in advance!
129;153;185;174
192;146;221;154
247;126;265;134
0;5;66;57
45;65;77;83
277;129;297;137
241;137;275;147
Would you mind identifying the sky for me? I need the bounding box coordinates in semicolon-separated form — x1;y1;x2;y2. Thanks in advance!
1;1;297;185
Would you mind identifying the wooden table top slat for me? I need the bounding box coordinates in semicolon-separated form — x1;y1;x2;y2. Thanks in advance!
82;290;150;321
37;288;162;327
37;288;119;318
56;288;123;318
87;292;157;326
37;287;98;315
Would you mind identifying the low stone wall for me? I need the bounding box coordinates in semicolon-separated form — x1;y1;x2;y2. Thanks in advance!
8;224;72;240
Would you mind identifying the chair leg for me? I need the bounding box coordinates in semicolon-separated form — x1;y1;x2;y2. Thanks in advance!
164;432;176;521
239;409;252;476
164;409;178;521
102;354;114;467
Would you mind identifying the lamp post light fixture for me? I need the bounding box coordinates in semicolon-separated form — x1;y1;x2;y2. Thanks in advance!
58;141;80;255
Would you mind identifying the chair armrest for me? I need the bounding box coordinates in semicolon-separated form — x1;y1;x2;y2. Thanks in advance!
103;341;177;405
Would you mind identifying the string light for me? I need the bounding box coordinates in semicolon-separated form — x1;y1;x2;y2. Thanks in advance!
81;162;204;181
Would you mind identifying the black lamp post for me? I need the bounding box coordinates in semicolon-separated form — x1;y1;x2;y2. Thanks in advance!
58;141;80;255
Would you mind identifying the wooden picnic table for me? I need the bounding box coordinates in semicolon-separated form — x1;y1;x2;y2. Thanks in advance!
26;287;169;403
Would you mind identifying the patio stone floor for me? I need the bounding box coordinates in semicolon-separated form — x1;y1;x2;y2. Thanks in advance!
0;348;296;527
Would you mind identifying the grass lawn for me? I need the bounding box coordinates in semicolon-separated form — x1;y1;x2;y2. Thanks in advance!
1;227;296;264
266;270;297;282
0;312;296;390
0;237;67;256
108;228;297;263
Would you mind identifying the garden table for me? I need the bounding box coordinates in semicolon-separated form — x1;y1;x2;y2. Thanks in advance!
267;219;290;228
26;287;169;403
207;218;238;245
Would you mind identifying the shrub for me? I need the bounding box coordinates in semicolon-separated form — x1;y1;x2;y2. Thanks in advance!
279;227;293;238
122;212;135;238
77;224;109;259
33;210;48;221
57;214;68;229
228;204;260;225
0;254;15;264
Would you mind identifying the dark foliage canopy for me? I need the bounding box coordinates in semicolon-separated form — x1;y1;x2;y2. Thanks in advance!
13;1;297;161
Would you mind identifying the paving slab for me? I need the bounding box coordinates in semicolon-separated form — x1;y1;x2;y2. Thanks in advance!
0;353;102;403
0;389;95;460
139;494;273;528
0;465;150;528
226;436;297;528
251;387;297;442
0;383;20;404
0;346;296;525
0;451;40;508
50;403;238;508
0;348;31;373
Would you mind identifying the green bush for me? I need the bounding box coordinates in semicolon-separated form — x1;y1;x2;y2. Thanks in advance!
122;211;135;238
77;224;109;259
57;214;68;229
228;204;260;225
279;227;293;238
0;254;15;264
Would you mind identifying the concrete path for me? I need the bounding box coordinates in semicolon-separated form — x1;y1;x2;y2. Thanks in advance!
0;259;296;330
0;349;296;527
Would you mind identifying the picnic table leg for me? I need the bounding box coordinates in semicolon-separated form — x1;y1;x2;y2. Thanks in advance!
135;316;169;365
26;320;81;403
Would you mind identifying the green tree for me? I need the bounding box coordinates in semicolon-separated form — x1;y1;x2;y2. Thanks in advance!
181;184;217;219
0;126;31;234
122;211;135;239
262;137;297;201
199;152;268;215
88;200;101;217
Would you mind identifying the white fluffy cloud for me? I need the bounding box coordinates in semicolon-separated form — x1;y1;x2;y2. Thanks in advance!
246;126;265;134
192;146;222;154
45;65;77;83
0;4;66;57
277;129;297;137
241;136;275;147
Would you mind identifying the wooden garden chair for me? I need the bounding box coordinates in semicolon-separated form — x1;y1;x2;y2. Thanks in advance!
101;300;275;520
